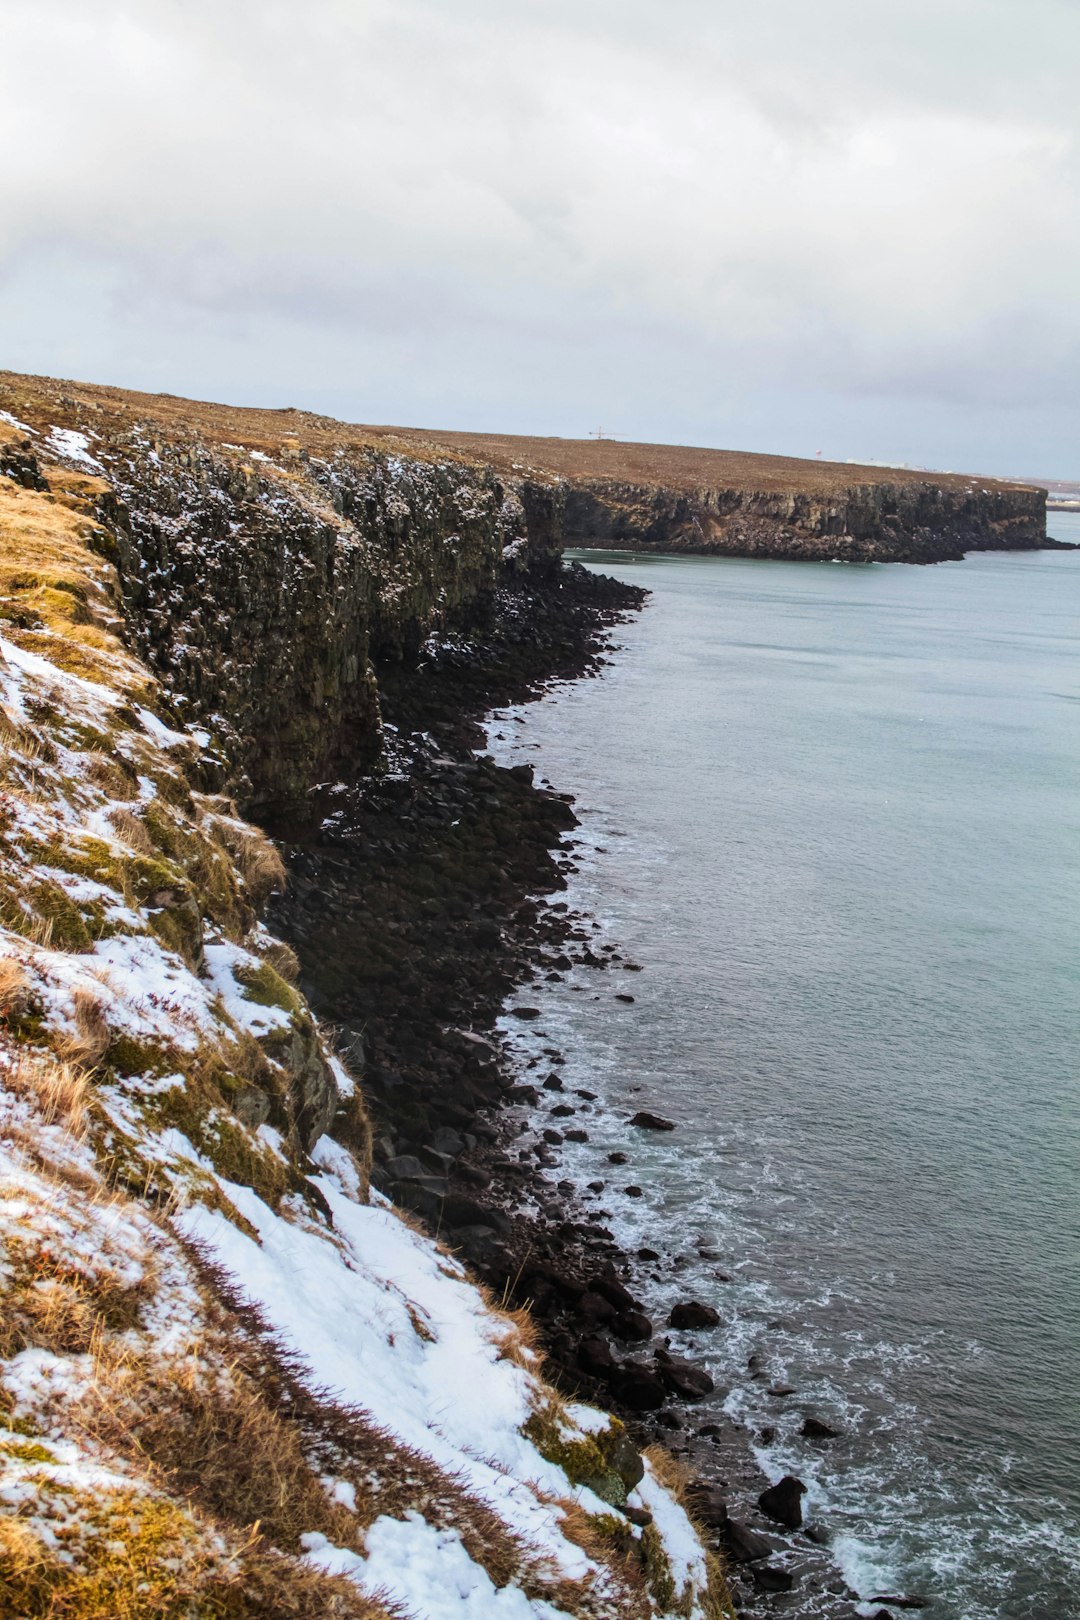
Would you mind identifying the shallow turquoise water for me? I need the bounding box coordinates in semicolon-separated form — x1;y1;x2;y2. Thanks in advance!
491;546;1080;1618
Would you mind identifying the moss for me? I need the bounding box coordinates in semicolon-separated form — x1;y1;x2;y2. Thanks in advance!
0;1438;56;1463
103;1032;179;1079
144;1072;294;1209
640;1521;678;1614
523;1408;628;1507
0;879;95;952
234;959;302;1015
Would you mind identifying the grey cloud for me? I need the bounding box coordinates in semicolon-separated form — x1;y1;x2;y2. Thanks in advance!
0;0;1077;474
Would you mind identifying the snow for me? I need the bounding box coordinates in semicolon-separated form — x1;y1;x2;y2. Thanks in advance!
44;427;104;472
177;1165;611;1584
304;1516;573;1620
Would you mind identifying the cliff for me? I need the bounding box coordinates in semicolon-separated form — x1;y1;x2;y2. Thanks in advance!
386;429;1048;564
0;394;730;1617
0;372;1048;824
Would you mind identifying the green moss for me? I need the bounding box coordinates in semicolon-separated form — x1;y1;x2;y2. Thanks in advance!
234;960;302;1016
144;1073;294;1209
0;879;94;952
103;1032;178;1079
523;1409;628;1507
0;1439;55;1463
641;1522;678;1613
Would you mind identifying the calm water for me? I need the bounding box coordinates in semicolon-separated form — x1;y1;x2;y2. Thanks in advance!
489;539;1080;1619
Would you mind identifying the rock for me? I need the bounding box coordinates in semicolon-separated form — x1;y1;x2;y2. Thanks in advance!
510;1006;542;1019
630;1111;675;1131
869;1599;931;1611
576;1335;615;1376
440;1194;509;1233
602;1427;645;1491
668;1300;720;1330
758;1475;806;1529
614;1361;666;1411
686;1481;728;1528
550;1103;575;1117
575;1088;597;1100
542;1129;564;1145
637;1246;659;1261
587;1275;637;1312
611;1310;653;1344
615;993;635;1003
624;1185;644;1198
655;1352;715;1400
724;1520;774;1563
576;1290;615;1325
542;1073;564;1090
767;1383;797;1397
564;1128;589;1142
382;1159;427;1185
753;1564;794;1593
623;1504;653;1528
607;1151;628;1165
801;1415;840;1440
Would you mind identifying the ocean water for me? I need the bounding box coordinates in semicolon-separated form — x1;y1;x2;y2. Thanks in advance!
488;540;1080;1618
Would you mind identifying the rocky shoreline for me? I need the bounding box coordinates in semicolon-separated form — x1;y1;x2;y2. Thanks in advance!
268;560;902;1620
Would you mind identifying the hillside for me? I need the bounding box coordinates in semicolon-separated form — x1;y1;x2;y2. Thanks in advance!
0;395;732;1617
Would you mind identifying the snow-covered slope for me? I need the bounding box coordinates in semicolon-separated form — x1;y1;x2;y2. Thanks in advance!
0;423;732;1618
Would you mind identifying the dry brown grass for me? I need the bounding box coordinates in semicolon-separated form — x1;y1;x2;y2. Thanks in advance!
0;364;1025;496
53;986;110;1068
0;1490;397;1620
107;804;155;855
3;1051;89;1133
0;952;31;1018
261;937;301;984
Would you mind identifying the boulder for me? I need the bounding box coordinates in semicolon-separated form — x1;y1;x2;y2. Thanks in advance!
611;1310;653;1344
577;1335;615;1376
758;1475;806;1529
630;1111;676;1131
753;1564;794;1593
686;1481;728;1528
655;1352;715;1400
724;1520;774;1563
614;1360;666;1411
801;1415;840;1440
669;1300;721;1330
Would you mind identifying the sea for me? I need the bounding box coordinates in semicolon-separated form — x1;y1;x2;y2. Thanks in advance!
487;516;1080;1619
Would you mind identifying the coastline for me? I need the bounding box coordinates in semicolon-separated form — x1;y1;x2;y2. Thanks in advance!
267;561;882;1620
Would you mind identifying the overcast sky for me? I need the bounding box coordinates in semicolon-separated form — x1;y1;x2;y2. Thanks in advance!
1;0;1077;475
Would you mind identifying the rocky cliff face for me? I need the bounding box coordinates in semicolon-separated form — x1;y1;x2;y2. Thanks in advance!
562;475;1046;562
102;440;565;812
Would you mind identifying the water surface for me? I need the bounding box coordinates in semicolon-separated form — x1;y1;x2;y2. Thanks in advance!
490;544;1080;1618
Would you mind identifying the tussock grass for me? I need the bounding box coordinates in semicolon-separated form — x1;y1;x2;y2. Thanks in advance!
4;1052;89;1133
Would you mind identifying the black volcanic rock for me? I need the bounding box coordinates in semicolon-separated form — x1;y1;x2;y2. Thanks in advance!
758;1475;807;1529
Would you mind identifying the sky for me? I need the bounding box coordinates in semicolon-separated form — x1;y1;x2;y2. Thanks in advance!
1;0;1077;476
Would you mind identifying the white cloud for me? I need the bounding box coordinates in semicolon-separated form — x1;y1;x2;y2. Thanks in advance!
1;0;1077;471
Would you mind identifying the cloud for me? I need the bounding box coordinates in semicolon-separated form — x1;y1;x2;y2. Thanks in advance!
1;0;1077;471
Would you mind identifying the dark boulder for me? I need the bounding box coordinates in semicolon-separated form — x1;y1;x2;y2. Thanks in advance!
669;1300;720;1330
801;1415;840;1440
686;1481;728;1528
758;1475;806;1529
753;1564;794;1593
577;1335;615;1376
655;1352;715;1400
614;1360;666;1411
724;1520;774;1563
630;1111;676;1131
611;1310;653;1344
